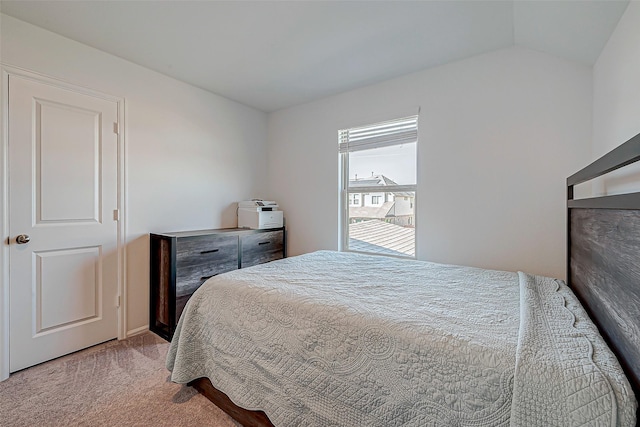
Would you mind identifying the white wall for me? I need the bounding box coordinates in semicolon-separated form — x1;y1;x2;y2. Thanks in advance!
268;47;592;280
0;15;268;334
593;1;640;195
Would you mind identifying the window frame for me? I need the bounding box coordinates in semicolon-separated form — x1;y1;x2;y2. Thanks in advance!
338;115;418;259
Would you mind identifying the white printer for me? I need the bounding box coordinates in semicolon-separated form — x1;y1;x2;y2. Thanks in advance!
238;200;284;229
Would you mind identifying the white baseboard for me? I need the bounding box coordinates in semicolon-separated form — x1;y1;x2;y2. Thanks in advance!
126;325;149;338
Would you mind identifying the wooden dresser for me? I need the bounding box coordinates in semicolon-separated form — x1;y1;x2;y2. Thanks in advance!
150;227;285;340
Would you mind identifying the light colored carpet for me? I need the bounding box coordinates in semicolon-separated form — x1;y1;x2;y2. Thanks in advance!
0;332;240;427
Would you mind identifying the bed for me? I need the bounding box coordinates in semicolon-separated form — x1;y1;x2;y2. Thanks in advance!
167;134;640;426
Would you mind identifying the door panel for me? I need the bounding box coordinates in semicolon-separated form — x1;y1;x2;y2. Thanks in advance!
36;99;102;223
36;246;101;333
9;75;119;372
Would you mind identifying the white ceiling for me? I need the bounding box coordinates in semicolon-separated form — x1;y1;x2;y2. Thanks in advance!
0;1;629;112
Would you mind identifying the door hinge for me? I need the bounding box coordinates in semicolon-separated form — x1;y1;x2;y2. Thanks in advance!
113;209;120;221
116;295;121;308
113;122;119;135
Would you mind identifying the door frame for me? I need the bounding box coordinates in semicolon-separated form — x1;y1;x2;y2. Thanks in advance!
0;65;127;381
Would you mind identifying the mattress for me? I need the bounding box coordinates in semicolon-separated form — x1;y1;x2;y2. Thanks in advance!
166;250;636;426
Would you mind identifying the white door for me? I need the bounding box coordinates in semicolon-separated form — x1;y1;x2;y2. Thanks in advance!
8;75;119;372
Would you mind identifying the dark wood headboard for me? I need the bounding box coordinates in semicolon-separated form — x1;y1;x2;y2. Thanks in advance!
567;133;640;401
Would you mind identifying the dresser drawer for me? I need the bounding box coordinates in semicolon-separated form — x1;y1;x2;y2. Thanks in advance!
241;230;284;268
176;234;238;297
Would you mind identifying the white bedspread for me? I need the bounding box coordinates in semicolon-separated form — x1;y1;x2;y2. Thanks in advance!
166;251;636;426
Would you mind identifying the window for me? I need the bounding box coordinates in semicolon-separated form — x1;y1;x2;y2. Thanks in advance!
339;116;418;258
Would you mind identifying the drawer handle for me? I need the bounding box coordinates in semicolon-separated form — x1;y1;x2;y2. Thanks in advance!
201;275;214;281
258;241;270;246
200;249;219;254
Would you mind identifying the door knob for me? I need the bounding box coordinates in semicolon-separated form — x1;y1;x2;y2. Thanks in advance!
16;234;30;244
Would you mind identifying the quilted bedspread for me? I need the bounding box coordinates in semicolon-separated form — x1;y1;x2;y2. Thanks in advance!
166;251;636;426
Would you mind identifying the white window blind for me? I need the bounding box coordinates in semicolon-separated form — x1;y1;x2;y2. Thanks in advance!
339;116;418;153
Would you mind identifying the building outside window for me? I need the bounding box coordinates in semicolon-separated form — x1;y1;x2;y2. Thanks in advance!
339;116;418;257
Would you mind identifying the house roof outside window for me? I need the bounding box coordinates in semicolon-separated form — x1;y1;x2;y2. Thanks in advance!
350;174;413;197
349;220;415;257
